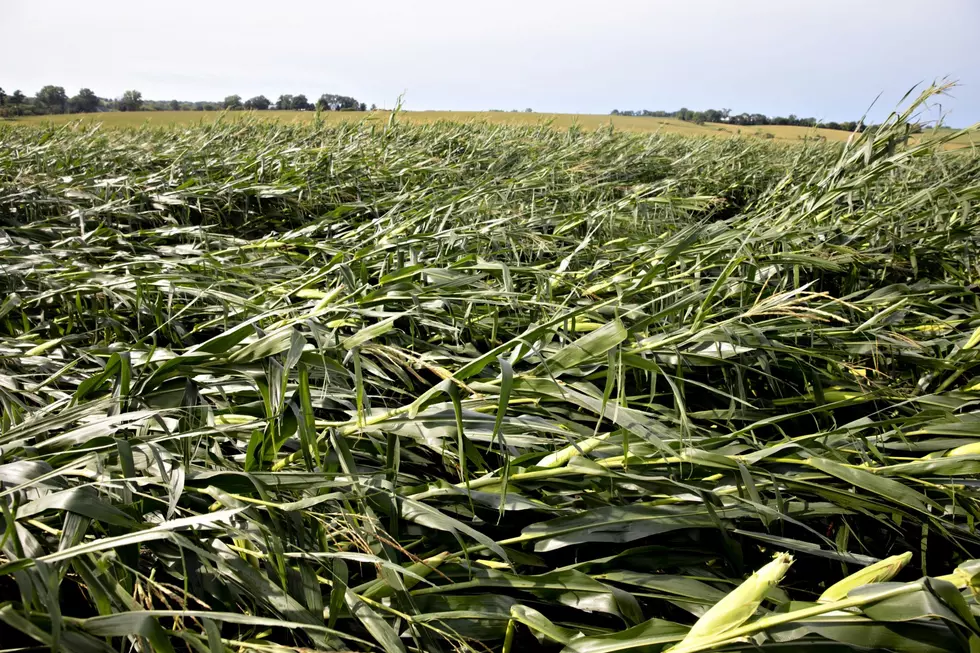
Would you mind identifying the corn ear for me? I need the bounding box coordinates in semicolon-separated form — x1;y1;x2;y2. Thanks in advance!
946;442;980;458
818;552;912;602
537;432;611;468
963;324;980;350
361;551;449;600
670;552;793;651
937;559;980;595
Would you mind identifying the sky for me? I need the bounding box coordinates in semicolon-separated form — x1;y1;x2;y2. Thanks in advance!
3;0;979;125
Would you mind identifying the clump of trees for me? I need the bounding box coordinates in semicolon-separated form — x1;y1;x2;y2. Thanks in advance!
316;94;366;111
0;84;367;117
274;94;309;111
69;88;100;113
244;95;270;110
118;90;143;112
610;107;867;132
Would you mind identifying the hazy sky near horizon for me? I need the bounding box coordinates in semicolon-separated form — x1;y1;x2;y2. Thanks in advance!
4;0;979;125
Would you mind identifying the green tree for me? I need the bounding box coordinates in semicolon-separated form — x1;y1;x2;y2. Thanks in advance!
293;94;310;110
119;90;143;112
118;91;140;112
169;99;181;111
702;109;722;123
275;94;294;110
316;94;360;111
244;95;270;110
223;95;242;110
68;88;100;113
0;87;6;107
36;85;68;114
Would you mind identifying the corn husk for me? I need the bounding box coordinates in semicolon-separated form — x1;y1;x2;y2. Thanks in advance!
946;442;980;458
670;553;793;651
818;552;912;602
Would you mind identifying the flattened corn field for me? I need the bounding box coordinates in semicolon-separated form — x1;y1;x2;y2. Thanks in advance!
1;86;980;652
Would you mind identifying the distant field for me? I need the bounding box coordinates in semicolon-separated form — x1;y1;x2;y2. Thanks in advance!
5;109;976;147
2;109;759;138
0;109;871;144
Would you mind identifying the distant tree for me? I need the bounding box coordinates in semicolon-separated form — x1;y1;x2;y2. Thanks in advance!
524;108;533;112
293;94;310;110
169;99;181;111
275;94;294;110
0;87;5;107
223;94;242;110
702;109;722;123
118;90;143;112
370;103;377;111
36;85;68;114
244;95;270;110
359;102;366;111
6;90;26;115
68;88;100;113
317;93;360;111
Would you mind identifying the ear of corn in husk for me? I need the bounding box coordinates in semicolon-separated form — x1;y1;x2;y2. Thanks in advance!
937;559;980;596
945;442;980;458
669;552;793;651
360;551;449;600
818;551;912;602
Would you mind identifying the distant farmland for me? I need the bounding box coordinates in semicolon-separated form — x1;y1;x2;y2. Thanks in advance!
13;108;972;145
9;108;977;148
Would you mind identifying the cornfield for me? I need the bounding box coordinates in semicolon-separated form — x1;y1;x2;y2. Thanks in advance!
1;85;979;652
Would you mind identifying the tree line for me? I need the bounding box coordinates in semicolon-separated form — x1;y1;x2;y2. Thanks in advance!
0;85;370;117
611;107;868;132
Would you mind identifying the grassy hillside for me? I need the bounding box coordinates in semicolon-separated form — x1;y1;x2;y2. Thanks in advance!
1;87;980;652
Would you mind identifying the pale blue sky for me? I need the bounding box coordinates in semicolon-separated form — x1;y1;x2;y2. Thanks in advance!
3;0;978;125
